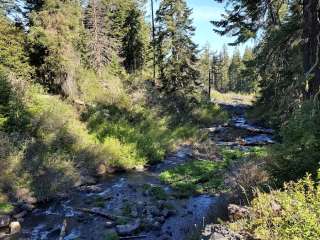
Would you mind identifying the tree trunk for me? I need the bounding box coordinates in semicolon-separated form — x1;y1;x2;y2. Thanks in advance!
303;0;320;98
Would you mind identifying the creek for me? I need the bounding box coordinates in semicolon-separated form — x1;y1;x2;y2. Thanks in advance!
14;104;275;240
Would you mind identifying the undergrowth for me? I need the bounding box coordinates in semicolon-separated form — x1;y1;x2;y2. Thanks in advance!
229;175;320;240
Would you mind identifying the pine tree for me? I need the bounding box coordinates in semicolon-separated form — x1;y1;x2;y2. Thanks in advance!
121;2;149;73
28;0;84;98
228;49;243;92
240;47;259;93
155;0;200;94
198;43;212;93
84;0;117;72
212;52;222;91
218;44;230;92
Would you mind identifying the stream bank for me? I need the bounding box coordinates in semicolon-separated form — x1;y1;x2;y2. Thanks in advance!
2;102;274;240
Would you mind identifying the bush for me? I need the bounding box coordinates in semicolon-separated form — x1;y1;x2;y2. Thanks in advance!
229;175;320;240
267;102;320;184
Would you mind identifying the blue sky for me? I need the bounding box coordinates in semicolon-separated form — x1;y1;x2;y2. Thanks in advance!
146;0;254;55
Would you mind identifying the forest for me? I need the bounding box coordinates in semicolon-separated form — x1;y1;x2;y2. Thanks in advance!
0;0;319;239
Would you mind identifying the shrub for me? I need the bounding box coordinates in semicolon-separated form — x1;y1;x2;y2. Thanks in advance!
267;101;320;184
229;175;320;240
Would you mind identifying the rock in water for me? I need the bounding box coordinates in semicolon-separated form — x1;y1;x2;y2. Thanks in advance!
0;215;10;227
116;219;141;236
202;224;242;240
9;221;21;234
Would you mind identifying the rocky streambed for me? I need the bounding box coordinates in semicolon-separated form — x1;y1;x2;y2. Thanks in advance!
1;104;275;240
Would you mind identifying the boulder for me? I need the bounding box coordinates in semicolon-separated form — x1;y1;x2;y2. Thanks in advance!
202;224;242;240
15;188;37;205
228;204;250;221
116;218;141;236
9;221;21;234
0;215;10;228
76;175;97;187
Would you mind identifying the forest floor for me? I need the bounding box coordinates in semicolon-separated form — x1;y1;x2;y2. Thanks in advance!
7;94;274;240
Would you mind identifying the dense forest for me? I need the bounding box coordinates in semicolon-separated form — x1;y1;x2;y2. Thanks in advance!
0;0;319;239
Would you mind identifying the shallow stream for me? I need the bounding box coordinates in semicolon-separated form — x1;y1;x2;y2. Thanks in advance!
14;105;275;240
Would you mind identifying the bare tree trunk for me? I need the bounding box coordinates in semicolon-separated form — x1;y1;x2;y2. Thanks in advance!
303;0;320;99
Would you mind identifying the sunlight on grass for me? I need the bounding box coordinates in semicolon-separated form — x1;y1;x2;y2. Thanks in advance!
0;202;14;214
212;90;256;106
160;160;227;197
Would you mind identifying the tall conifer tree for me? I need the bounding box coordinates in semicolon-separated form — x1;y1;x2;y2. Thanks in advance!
155;0;200;94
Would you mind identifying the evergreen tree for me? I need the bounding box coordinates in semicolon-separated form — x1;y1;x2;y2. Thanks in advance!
28;0;84;98
218;44;230;92
240;47;259;93
84;0;117;72
228;49;243;92
121;1;149;73
211;52;221;91
155;0;200;94
198;43;212;93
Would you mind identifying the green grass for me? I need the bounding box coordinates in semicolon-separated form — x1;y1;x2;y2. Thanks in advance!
160;160;227;197
211;90;256;106
142;184;168;200
0;202;14;214
104;230;119;240
220;146;268;163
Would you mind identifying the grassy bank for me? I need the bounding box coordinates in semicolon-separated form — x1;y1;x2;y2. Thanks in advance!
0;74;228;203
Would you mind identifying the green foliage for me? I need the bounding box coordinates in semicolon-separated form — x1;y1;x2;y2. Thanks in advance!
28;0;84;97
230;175;320;240
155;0;200;94
0;16;33;80
143;184;168;200
267;102;320;184
221;147;267;163
104;230;119;240
0;202;14;214
160;160;227;197
84;102;207;167
191;103;229;126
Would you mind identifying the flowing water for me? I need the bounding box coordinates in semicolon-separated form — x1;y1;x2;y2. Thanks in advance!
12;104;274;240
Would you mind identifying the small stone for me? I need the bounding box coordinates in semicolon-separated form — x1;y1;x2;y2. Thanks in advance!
0;215;11;228
9;221;21;234
131;207;139;218
152;221;161;230
161;209;169;218
116;218;141;236
96;163;107;176
156;216;165;224
135;165;145;172
106;221;115;228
